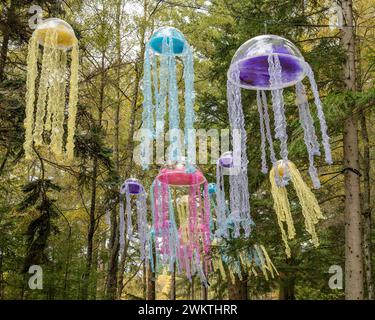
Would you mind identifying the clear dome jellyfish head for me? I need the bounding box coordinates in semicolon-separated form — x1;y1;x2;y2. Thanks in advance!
215;151;254;238
269;159;324;258
150;158;211;285
24;18;79;161
141;27;195;171
227;35;332;189
119;178;149;262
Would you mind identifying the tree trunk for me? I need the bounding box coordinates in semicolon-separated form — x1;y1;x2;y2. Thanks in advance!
106;207;119;299
341;0;364;300
170;262;176;300
62;239;72;299
191;275;195;299
201;284;208;300
90;236;99;299
360;112;373;299
116;3;146;298
201;261;208;300
142;261;147;299
81;156;98;299
227;274;248;300
0;251;4;299
0;0;14;81
105;0;122;300
81;49;106;299
0;32;10;81
147;250;156;300
278;272;296;300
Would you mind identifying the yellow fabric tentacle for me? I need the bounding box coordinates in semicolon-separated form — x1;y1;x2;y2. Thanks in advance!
65;39;79;160
270;161;324;257
177;196;189;243
288;162;324;248
270;166;293;257
24;34;39;160
33;30;57;147
50;50;67;159
260;244;279;277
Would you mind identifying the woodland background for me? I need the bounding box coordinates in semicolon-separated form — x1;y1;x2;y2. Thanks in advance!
0;0;374;300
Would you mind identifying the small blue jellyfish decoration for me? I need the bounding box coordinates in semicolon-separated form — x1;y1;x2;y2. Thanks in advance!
227;35;332;189
119;178;149;262
141;27;195;169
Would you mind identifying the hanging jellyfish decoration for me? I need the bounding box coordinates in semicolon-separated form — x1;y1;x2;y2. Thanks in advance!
214;151;254;238
213;244;278;282
119;178;149;262
141;27;195;169
150;160;211;286
270;160;324;257
24;18;79;161
226;35;331;255
227;35;332;189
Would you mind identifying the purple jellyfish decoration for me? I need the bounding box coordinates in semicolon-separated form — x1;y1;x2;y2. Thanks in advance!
119;178;149;262
227;35;332;189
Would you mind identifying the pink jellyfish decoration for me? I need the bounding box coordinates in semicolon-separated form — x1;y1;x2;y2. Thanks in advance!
227;35;332;189
150;160;211;285
119;178;149;262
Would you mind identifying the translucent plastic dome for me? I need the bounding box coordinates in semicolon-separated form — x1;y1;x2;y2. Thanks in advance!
274;160;291;179
208;183;216;194
156;163;205;186
149;27;187;55
227;35;307;90
120;178;144;195
35;18;76;50
218;151;234;168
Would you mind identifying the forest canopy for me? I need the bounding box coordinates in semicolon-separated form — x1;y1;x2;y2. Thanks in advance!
0;0;374;300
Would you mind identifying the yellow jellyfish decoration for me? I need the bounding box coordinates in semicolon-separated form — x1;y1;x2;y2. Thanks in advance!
270;160;324;257
24;18;79;161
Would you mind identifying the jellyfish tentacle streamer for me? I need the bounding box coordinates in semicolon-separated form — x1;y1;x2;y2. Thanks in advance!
24;34;39;160
268;54;289;187
261;90;277;164
226;68;251;236
65;39;79;160
256;90;268;174
305;64;332;165
295;81;321;188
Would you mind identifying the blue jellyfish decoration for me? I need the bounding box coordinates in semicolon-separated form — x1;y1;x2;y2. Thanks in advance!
141;27;195;169
227;35;332;189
